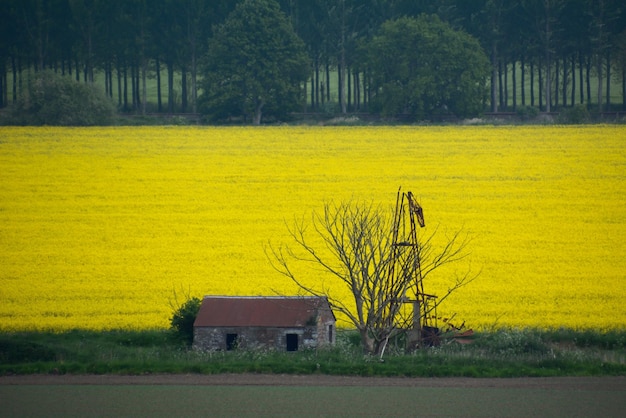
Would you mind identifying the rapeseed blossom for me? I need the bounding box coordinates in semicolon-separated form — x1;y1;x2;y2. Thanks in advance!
0;125;624;331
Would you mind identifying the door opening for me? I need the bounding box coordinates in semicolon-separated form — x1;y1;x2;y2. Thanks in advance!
286;333;298;351
226;333;238;350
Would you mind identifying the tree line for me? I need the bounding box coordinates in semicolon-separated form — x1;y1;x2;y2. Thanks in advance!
1;0;625;121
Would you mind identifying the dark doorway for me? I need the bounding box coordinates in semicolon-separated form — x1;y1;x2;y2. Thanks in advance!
286;333;298;351
226;333;238;350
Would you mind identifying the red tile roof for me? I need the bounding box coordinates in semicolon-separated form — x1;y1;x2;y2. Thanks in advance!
193;296;333;328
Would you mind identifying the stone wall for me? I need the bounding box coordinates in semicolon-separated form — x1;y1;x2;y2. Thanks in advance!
193;326;323;351
192;300;336;352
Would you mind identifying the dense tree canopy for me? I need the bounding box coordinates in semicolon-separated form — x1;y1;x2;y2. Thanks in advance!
368;15;489;120
1;0;625;121
7;70;116;125
199;0;310;124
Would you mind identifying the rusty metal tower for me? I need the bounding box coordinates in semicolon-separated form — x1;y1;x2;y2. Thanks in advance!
389;188;439;348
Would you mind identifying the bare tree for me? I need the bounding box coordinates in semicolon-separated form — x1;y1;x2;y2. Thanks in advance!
267;191;476;357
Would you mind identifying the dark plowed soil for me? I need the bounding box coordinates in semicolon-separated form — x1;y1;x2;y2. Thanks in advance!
1;374;625;390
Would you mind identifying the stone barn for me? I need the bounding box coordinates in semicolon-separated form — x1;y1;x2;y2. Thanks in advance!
192;296;336;352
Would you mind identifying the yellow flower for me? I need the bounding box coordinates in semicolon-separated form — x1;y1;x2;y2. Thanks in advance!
0;125;624;331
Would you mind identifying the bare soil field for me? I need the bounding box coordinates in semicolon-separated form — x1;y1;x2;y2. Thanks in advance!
2;374;625;417
2;373;625;390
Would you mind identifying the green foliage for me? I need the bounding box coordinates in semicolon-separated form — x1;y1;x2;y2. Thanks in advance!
1;329;624;377
475;329;551;356
517;105;540;121
199;0;310;124
5;70;116;126
169;297;201;346
559;105;591;124
542;328;626;350
367;15;490;120
0;337;56;363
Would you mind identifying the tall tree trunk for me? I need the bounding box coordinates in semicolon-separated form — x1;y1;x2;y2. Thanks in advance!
346;64;351;112
123;65;128;111
339;59;346;113
594;0;605;113
530;61;535;106
544;55;551;112
141;59;147;115
87;33;94;83
181;67;188;113
135;65;141;110
190;48;198;114
622;65;625;111
303;73;308;112
586;58;591;105
167;61;174;114
605;52;610;111
562;57;567;108
314;57;320;110
104;63;109;96
310;68;315;111
156;59;162;113
11;56;18;103
362;70;367;111
571;55;575;106
512;60;517;111
539;59;543;110
183;3;197;115
579;53;584;104
491;41;498;112
499;60;505;109
108;63;114;98
339;0;347;114
597;54;603;112
359;328;375;356
520;55;526;106
0;61;5;108
180;66;189;113
554;58;559;109
131;65;136;109
117;62;122;108
253;98;264;125
544;0;552;113
354;71;360;111
325;60;330;104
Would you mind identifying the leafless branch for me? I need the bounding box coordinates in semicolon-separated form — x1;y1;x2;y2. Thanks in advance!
265;197;478;356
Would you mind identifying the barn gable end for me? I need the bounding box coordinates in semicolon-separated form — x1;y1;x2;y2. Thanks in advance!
192;296;335;352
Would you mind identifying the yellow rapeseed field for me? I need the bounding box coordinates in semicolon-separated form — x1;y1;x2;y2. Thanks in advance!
0;125;624;331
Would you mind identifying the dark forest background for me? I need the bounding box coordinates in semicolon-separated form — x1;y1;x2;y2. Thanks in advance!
1;0;625;122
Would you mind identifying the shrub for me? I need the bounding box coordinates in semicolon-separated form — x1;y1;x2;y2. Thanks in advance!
6;70;116;126
517;105;539;121
478;329;551;357
559;105;590;124
169;297;202;346
0;337;56;363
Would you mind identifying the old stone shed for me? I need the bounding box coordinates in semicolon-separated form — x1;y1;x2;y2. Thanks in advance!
192;296;336;352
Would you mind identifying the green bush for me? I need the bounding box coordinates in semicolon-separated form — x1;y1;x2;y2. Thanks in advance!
0;337;56;363
5;70;116;126
558;104;590;124
516;105;539;121
477;329;551;356
169;297;202;346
